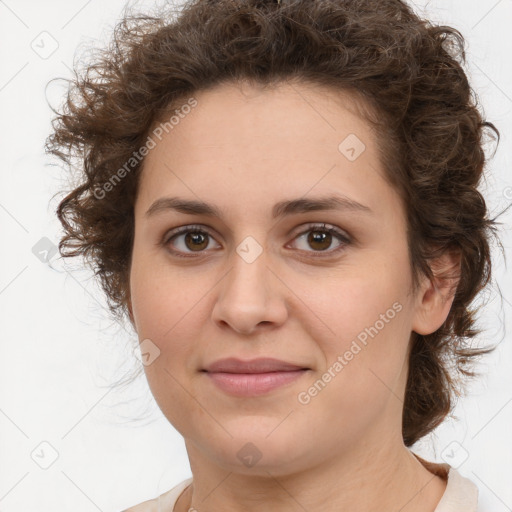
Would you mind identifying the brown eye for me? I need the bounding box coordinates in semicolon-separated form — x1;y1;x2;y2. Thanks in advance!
290;223;351;255
183;231;209;251
307;230;332;251
164;225;221;257
163;223;351;259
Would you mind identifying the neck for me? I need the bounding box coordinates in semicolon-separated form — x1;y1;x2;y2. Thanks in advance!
175;437;447;512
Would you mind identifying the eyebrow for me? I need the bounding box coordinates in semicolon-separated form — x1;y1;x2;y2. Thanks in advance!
145;195;373;220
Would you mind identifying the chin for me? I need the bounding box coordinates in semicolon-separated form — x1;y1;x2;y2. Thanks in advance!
200;423;314;476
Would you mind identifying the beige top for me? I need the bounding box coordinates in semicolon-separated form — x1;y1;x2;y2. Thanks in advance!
123;453;480;512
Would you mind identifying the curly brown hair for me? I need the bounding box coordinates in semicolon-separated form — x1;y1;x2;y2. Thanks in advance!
45;0;504;447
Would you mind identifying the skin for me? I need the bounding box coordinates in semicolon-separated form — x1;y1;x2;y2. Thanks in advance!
127;80;459;512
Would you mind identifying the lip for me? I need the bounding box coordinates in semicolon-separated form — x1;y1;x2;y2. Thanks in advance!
202;357;310;397
204;357;308;373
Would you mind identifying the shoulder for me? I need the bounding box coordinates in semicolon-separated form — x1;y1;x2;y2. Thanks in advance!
122;477;193;512
411;451;479;511
440;466;479;511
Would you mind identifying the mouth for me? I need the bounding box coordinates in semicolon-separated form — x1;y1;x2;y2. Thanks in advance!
201;357;310;397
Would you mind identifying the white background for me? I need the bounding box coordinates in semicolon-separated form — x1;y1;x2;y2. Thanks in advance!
0;0;511;510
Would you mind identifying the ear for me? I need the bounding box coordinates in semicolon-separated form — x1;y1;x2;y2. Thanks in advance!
411;248;461;336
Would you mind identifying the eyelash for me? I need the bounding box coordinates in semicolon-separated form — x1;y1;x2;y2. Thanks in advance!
162;223;351;259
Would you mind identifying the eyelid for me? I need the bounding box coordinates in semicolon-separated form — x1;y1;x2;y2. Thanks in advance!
286;223;351;255
289;222;350;241
162;223;221;249
163;223;216;241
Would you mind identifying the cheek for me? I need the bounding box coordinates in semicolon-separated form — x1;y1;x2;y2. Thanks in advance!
304;267;409;345
299;299;411;444
132;291;201;436
131;273;202;382
129;254;211;423
303;261;413;397
129;248;210;340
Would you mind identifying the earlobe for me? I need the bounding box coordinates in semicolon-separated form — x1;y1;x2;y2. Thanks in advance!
411;249;461;336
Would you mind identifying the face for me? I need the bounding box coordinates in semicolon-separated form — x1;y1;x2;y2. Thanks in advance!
128;80;429;476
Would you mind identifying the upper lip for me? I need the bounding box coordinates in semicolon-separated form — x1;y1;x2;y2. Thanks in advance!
203;357;309;374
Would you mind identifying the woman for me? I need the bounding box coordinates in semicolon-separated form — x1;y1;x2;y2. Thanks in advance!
46;0;503;510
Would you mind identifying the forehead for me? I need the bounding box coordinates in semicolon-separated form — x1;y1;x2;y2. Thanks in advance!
155;79;376;148
135;80;396;222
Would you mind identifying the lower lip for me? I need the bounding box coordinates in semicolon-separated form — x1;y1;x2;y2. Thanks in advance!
205;370;307;396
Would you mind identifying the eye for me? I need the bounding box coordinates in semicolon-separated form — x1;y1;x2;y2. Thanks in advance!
162;223;351;258
288;223;351;256
163;224;221;258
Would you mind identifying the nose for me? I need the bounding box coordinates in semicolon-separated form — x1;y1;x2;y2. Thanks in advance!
211;250;288;335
